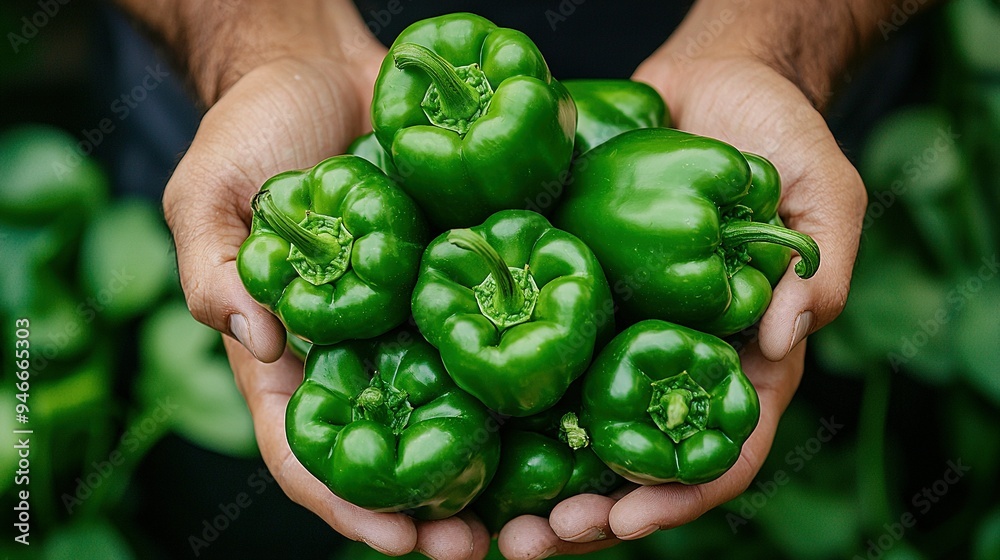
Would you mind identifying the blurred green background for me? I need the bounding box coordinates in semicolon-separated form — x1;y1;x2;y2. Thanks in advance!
1;0;998;559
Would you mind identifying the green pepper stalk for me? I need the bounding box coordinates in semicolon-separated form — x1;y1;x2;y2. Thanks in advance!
446;228;538;329
392;43;493;135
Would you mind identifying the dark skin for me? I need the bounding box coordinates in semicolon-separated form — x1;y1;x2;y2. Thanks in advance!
112;0;939;558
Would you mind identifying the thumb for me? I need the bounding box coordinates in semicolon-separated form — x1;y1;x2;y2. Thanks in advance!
758;150;867;361
164;149;287;362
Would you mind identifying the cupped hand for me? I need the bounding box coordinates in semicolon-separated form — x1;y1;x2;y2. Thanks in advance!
164;47;489;559
498;49;865;557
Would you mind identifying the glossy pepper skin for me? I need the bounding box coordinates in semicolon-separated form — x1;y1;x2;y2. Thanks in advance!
412;210;614;417
555;128;820;337
581;320;759;485
285;330;501;520
473;407;621;533
237;155;428;345
563;79;669;154
371;13;576;230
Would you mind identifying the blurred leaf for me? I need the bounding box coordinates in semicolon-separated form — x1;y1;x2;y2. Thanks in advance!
947;0;1000;75
882;541;928;560
137;301;258;457
831;239;955;384
79;199;175;322
42;519;134;560
947;391;1000;477
754;482;858;559
974;507;1000;560
861;106;964;201
954;284;1000;406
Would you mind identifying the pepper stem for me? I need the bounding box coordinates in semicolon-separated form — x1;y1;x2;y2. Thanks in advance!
393;43;483;123
558;412;590;450
252;191;340;262
720;220;820;279
353;375;412;436
448;229;539;329
251;190;354;286
664;390;692;429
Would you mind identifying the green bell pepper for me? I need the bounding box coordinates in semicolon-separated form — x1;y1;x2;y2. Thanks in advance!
473;409;621;533
555;128;820;336
285;330;501;520
563;79;669;154
371;13;576;230
412;209;614;416
237;155;429;345
581;320;759;485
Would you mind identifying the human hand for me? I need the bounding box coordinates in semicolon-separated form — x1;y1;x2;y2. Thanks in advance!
499;0;873;555
116;0;492;555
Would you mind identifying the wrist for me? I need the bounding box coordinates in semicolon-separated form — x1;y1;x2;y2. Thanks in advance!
116;0;384;106
642;0;917;111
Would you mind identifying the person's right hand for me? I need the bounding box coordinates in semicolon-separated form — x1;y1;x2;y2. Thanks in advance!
152;2;491;556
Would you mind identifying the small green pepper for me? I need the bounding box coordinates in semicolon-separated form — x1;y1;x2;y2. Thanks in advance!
555;128;820;336
563;79;669;154
371;13;576;230
412;210;614;416
237;155;429;345
581;320;759;485
285;330;501;519
473;409;621;533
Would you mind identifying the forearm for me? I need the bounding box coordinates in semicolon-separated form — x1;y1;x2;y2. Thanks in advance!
641;0;942;109
113;0;382;105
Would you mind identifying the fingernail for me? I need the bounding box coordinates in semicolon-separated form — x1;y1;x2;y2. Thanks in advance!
229;313;258;359
528;546;557;560
788;310;814;354
565;527;606;543
622;524;658;540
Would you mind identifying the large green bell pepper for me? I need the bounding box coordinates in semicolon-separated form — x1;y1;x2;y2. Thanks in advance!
371;13;576;230
473;407;621;533
237;155;429;345
563;79;669;154
412;210;614;416
285;330;501;519
581;320;760;485
555;128;820;336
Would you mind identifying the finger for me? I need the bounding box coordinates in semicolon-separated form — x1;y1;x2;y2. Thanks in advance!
608;342;804;538
758;135;867;361
498;515;621;560
548;494;616;543
165;59;369;362
223;337;419;555
415;514;486;560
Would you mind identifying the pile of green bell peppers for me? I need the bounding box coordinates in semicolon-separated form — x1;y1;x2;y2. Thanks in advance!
236;11;822;533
